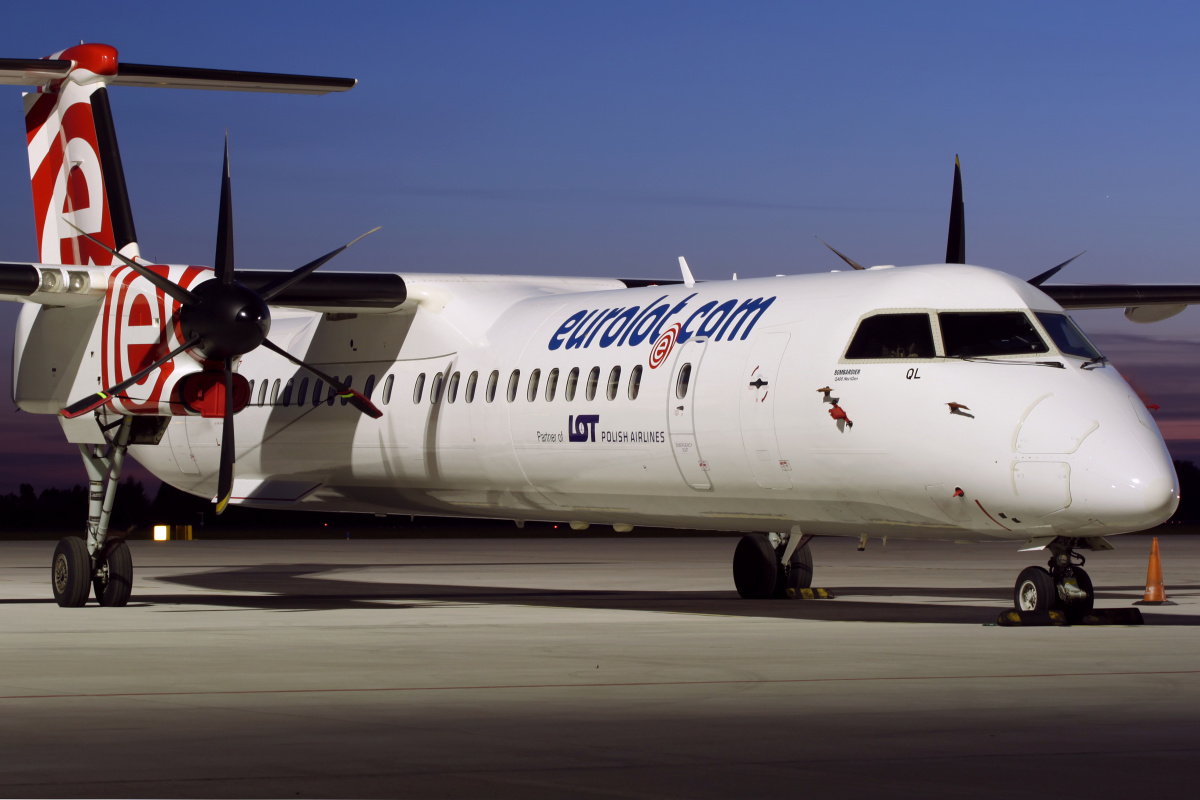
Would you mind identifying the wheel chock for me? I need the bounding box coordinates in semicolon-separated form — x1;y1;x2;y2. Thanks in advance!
1071;608;1144;626
996;609;1069;626
787;587;835;600
995;608;1145;626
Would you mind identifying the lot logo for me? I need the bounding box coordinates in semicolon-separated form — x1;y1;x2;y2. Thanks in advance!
569;414;599;442
649;323;680;369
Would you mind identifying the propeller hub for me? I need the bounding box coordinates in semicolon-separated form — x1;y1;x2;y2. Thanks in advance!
180;278;271;360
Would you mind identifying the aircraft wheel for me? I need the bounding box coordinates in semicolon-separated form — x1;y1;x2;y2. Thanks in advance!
1014;566;1055;611
774;541;815;598
94;541;133;607
52;537;91;608
1058;566;1094;619
733;534;777;599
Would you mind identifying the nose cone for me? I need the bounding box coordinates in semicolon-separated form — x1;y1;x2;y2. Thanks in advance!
1072;422;1179;532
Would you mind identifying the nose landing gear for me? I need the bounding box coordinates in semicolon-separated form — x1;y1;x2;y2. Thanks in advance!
51;417;136;608
1013;538;1095;618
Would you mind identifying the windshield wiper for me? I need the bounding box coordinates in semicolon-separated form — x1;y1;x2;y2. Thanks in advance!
1081;355;1109;370
936;355;1065;369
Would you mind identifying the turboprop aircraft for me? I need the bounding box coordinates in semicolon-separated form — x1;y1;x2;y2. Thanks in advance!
3;44;1199;616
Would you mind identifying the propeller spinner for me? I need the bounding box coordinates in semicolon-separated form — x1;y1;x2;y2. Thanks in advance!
60;138;382;513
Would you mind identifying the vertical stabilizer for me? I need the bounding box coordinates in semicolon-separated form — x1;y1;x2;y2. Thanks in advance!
23;43;139;266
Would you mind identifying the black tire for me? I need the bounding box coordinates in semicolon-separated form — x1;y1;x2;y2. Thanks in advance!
773;540;815;598
52;537;91;608
1014;566;1055;611
787;542;814;593
94;541;133;607
1059;566;1094;619
733;534;777;599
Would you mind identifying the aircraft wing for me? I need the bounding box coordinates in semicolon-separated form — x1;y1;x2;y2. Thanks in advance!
0;262;406;311
1039;284;1200;310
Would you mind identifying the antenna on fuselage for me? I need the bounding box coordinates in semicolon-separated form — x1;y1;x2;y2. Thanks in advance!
678;256;696;288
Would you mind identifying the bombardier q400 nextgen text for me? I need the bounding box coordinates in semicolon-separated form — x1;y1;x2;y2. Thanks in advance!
2;44;1198;616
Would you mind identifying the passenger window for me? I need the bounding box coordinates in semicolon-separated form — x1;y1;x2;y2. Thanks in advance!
329;377;342;406
247;380;255;401
337;376;352;406
413;373;426;404
281;378;294;407
676;363;692;399
465;371;478;403
271;379;280;406
628;364;642;400
363;374;376;399
297;378;309;405
545;368;559;401
486;370;499;402
565;367;579;401
312;379;324;407
585;367;600;401
257;380;268;407
507;369;521;402
939;312;1049;357
431;372;444;403
447;371;460;403
606;366;621;400
382;375;394;405
526;368;541;402
845;313;936;359
1035;313;1103;359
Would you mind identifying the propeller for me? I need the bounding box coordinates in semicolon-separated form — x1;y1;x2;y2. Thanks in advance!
945;155;965;264
61;137;382;514
820;155;1086;284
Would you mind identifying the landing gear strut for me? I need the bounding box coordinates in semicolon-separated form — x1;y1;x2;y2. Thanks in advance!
1013;537;1094;618
733;531;814;599
51;417;134;607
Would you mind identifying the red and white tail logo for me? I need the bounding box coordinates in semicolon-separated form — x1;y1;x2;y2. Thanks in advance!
23;43;138;266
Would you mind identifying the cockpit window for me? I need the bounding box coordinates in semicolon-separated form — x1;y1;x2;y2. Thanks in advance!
1035;312;1103;359
939;312;1048;357
845;313;935;359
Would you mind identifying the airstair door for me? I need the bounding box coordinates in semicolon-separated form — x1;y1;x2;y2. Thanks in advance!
740;332;793;489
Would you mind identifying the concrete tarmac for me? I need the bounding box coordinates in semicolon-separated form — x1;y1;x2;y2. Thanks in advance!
1;532;1199;798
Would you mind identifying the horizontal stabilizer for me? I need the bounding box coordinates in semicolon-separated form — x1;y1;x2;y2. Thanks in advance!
0;57;354;94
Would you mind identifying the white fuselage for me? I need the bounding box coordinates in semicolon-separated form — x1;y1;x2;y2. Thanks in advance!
26;263;1179;541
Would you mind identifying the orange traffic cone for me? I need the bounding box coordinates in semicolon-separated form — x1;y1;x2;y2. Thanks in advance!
1135;537;1175;606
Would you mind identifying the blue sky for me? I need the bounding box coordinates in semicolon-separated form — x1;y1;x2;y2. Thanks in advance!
1;1;1199;491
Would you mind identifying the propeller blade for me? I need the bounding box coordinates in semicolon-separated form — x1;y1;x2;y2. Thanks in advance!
60;336;201;418
258;227;381;302
215;133;235;285
62;219;197;306
260;338;383;418
215;357;236;514
816;237;865;270
945;155;965;264
1028;251;1086;287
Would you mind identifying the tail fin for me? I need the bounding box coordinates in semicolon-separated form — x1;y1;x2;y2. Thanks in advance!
23;44;135;266
2;43;355;267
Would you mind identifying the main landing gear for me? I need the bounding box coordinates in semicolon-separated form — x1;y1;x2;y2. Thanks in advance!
1013;537;1095;619
52;418;134;608
733;531;814;599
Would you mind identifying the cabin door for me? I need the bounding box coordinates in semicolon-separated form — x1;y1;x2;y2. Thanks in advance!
740;332;793;489
666;337;711;490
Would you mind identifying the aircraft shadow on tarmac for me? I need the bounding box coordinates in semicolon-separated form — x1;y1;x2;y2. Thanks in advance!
121;565;1200;626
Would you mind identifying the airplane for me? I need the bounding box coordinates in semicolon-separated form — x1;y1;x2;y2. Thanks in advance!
2;43;1198;616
